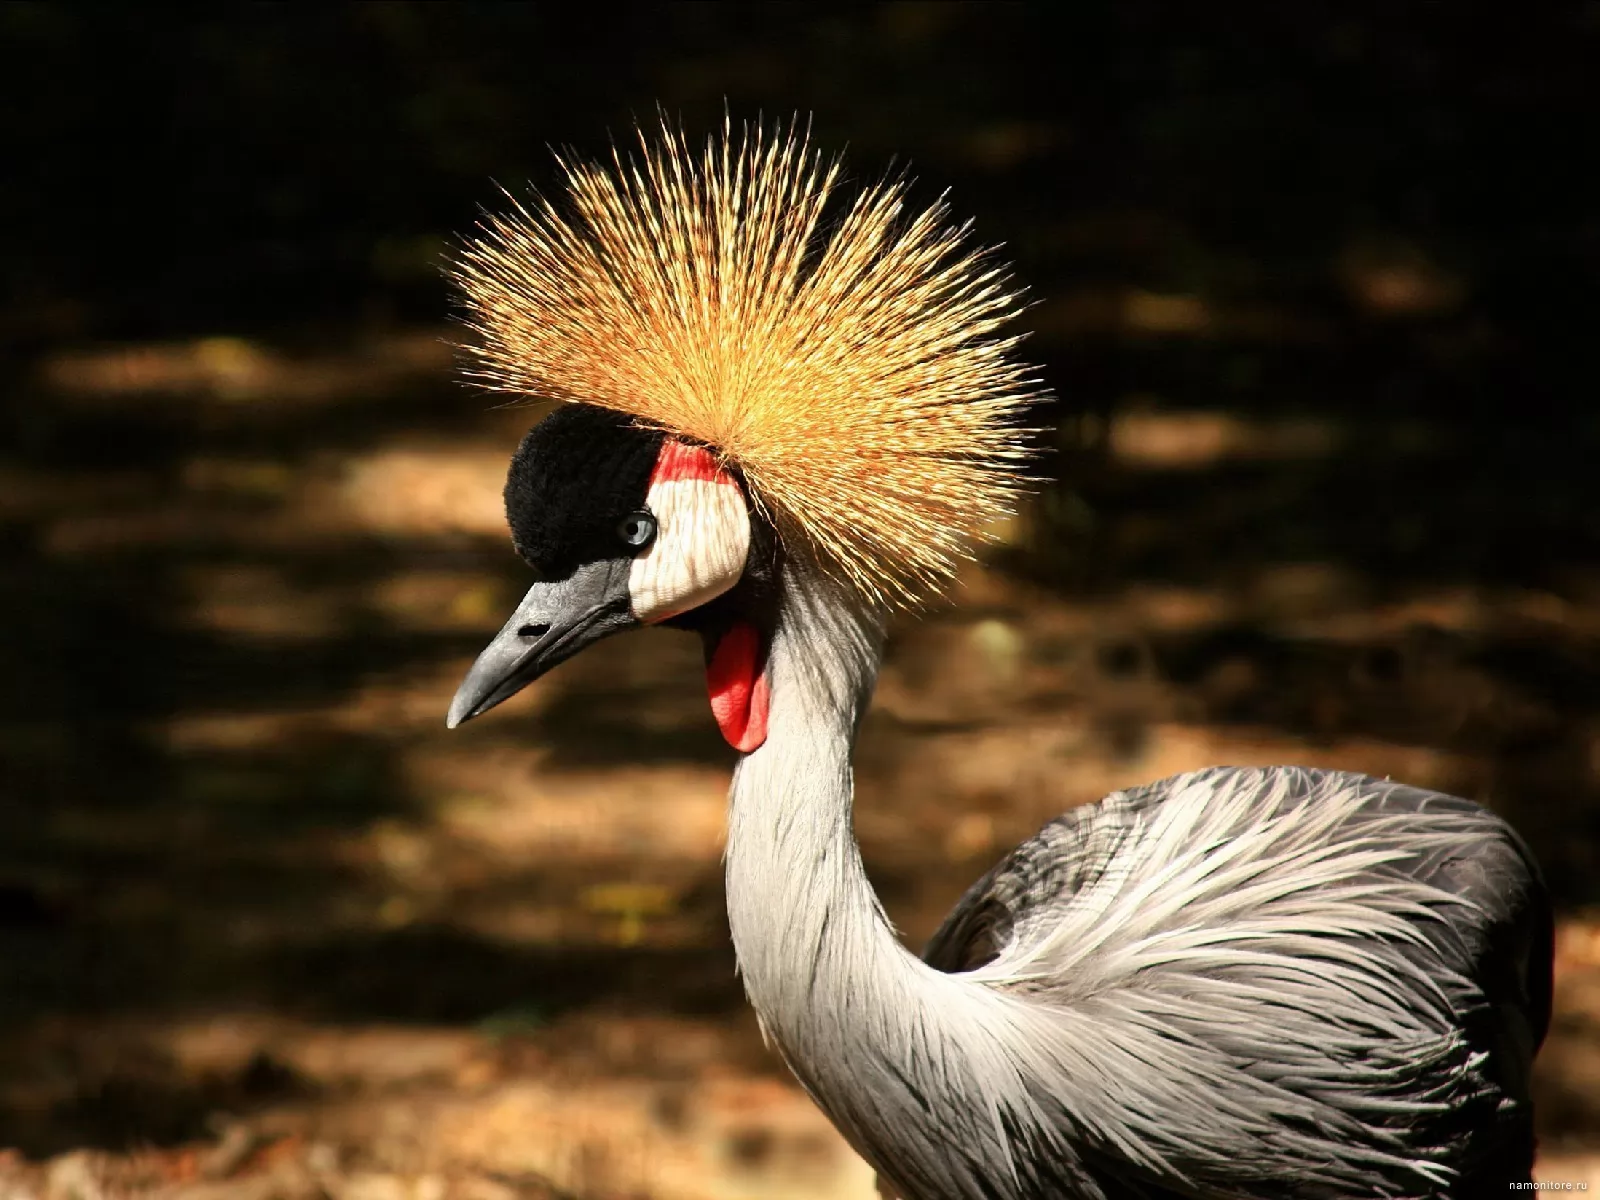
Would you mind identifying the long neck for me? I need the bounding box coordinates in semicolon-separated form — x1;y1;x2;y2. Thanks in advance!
724;563;905;1025
723;565;1021;1193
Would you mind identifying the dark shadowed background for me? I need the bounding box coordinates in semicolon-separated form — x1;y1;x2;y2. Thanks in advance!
3;4;1599;1196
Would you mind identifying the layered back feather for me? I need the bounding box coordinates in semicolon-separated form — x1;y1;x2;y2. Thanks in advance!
910;766;1538;1195
451;117;1042;607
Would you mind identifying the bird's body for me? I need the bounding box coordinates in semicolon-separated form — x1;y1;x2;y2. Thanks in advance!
924;768;1546;1196
931;770;1549;1148
728;560;1548;1199
444;119;1553;1198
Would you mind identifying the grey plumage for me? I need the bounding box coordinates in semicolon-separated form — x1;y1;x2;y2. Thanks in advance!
724;561;1550;1200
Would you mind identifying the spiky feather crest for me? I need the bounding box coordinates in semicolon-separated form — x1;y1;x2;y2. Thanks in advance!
452;117;1043;608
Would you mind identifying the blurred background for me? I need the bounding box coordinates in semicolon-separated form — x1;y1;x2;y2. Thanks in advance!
2;3;1598;1196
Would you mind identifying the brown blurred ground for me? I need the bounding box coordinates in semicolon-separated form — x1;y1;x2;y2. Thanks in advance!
2;5;1599;1197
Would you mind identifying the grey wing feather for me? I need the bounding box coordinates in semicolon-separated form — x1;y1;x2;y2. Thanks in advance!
922;766;1552;1197
924;783;1163;975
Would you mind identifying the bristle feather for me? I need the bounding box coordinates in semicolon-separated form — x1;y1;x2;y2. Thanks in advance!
452;117;1045;607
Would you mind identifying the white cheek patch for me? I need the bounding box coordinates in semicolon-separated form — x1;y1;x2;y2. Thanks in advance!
628;443;750;624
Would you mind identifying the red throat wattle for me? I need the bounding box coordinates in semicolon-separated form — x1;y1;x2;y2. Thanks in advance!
706;622;769;753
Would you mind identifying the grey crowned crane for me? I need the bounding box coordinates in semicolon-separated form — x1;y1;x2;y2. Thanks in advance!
443;120;1552;1199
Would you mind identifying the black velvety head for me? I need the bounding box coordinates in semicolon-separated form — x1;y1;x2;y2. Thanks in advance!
504;406;667;580
449;402;782;746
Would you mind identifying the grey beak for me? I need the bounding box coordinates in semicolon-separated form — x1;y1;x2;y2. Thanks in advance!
447;558;636;728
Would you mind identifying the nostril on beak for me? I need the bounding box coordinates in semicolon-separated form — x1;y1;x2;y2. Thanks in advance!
518;623;550;639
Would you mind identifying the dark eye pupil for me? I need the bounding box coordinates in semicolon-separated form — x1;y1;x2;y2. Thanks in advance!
618;511;656;548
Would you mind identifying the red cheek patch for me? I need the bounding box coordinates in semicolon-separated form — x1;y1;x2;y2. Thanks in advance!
706;621;770;753
651;439;724;485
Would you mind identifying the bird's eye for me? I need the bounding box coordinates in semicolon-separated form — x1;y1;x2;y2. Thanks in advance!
617;510;657;550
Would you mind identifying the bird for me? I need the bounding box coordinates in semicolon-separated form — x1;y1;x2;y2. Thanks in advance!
442;118;1552;1199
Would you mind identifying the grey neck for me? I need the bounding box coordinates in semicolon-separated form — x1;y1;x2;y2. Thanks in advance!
722;563;1023;1193
724;560;906;1035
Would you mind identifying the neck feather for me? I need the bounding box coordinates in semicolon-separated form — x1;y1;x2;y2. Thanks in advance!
723;564;1028;1193
724;561;899;1016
